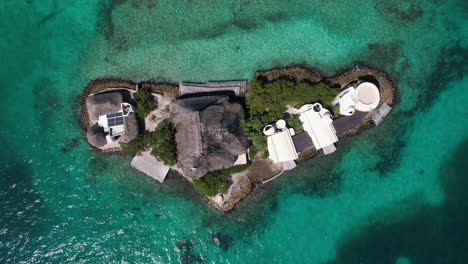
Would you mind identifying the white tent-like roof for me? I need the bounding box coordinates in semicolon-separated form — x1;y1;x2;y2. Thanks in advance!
299;104;338;153
267;129;298;163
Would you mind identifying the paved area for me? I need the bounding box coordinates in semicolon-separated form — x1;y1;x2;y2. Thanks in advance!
333;111;367;136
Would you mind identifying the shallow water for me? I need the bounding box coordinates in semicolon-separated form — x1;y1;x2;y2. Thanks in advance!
1;0;467;263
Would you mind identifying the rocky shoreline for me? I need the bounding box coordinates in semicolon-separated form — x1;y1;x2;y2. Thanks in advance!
79;65;397;213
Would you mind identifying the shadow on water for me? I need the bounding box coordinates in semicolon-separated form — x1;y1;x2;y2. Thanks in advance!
330;138;468;264
0;139;58;261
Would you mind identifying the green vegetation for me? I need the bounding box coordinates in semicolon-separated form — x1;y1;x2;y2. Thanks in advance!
241;79;340;155
121;135;146;156
193;165;250;197
286;116;304;134
133;87;156;119
219;164;250;174
146;120;177;166
120;120;176;166
332;105;341;118
193;173;229;197
241;111;281;156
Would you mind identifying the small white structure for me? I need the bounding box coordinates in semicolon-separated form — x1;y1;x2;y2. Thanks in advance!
97;103;134;143
131;151;170;183
233;153;248;166
299;103;338;154
264;120;298;163
372;103;392;126
333;82;380;116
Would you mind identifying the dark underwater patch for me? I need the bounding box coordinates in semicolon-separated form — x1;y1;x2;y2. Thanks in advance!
0;143;53;259
290;163;342;198
176;240;206;264
95;0;127;41
366;41;403;70
416;41;468;111
212;232;234;251
331;138;468;264
129;0;156;9
38;7;67;27
61;137;83;153
370;112;410;176
87;155;110;175
264;11;287;23
376;0;424;24
32;77;64;128
232;19;259;31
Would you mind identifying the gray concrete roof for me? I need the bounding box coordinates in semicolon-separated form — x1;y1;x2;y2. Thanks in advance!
131;151;170;183
179;81;247;97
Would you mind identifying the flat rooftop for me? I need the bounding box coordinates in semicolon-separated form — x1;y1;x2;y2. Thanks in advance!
131;151;170;183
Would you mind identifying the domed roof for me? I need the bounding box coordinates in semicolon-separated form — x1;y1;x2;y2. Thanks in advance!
86;123;107;147
354;82;380;105
275;119;286;130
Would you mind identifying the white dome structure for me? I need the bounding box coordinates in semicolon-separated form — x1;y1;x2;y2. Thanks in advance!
354;82;380;111
275;119;287;130
333;82;380;116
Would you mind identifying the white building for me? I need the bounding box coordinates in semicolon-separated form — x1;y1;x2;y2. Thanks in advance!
332;82;380;116
97;103;134;143
263;120;298;163
299;103;338;155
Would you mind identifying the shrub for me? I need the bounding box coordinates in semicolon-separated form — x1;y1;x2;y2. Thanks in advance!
121;135;146;156
146;120;176;166
133;87;156;119
120;120;176;166
286;116;304;134
193;173;229;197
242;78;340;155
332;106;341;118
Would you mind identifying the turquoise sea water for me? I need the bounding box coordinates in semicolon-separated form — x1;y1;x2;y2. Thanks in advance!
1;0;467;263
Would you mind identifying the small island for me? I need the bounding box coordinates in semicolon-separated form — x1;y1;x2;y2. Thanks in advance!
80;66;396;212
